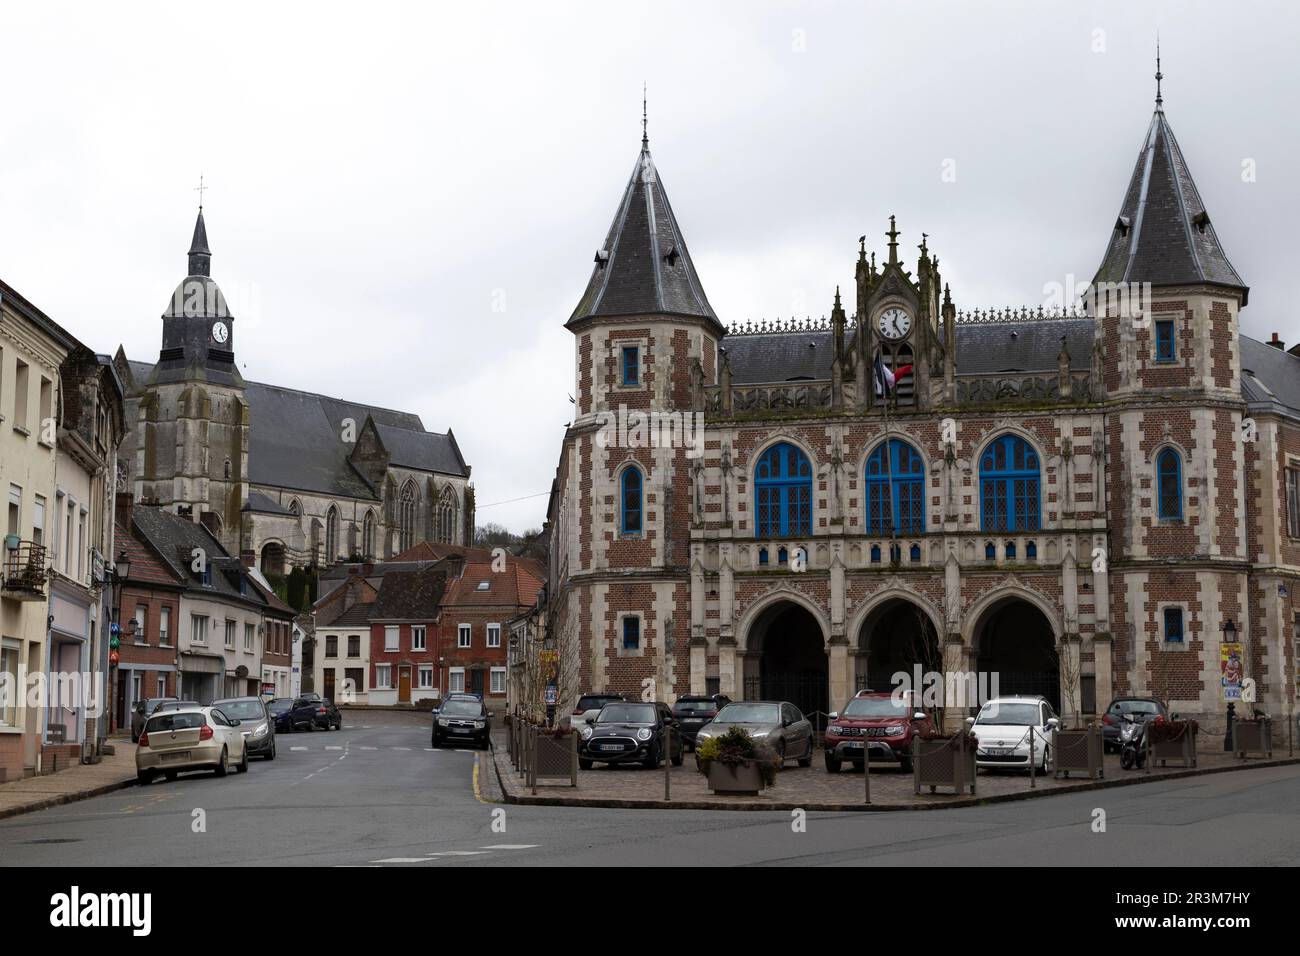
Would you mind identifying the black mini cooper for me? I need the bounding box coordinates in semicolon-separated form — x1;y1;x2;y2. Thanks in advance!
579;701;683;769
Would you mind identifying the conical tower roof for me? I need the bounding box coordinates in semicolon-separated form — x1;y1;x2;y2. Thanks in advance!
1093;104;1247;304
568;139;721;332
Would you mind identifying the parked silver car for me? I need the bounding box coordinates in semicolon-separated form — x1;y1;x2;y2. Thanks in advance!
693;700;814;767
136;706;249;784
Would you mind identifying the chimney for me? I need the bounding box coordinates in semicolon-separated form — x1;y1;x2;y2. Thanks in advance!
1268;332;1286;350
114;491;133;530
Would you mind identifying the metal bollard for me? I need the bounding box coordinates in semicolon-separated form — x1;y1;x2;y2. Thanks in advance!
664;725;671;802
863;737;871;805
1028;728;1036;789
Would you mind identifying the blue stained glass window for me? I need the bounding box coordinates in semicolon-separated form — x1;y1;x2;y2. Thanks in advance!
1156;448;1182;520
754;443;812;537
620;467;642;535
621;346;640;385
864;439;926;536
1155;321;1175;362
979;435;1041;532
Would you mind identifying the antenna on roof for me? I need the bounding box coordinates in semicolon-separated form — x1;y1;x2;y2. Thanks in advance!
641;82;648;148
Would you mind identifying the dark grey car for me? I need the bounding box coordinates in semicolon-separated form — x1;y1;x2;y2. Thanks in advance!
130;697;177;742
1101;697;1168;751
693;700;814;767
211;696;276;760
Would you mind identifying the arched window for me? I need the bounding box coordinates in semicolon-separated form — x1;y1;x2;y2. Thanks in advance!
362;510;375;558
620;467;642;535
753;442;812;537
325;506;339;561
1156;448;1183;520
979;434;1041;532
399;481;418;553
864;438;926;535
436;485;458;544
288;499;301;518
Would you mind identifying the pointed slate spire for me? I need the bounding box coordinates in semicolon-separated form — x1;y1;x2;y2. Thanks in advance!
1092;91;1247;304
568;131;721;332
188;208;212;278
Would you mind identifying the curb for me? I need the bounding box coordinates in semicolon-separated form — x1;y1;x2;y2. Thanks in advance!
0;777;139;822
493;754;1300;812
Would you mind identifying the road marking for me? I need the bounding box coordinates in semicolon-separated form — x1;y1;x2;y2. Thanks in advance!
359;746;378;751
455;749;474;754
290;746;308;752
424;851;488;857
391;747;411;751
372;857;430;864
325;746;342;751
479;845;539;850
424;747;436;752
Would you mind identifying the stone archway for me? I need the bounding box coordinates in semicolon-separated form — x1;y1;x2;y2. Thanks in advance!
972;596;1060;712
260;541;286;578
740;599;828;719
855;596;943;695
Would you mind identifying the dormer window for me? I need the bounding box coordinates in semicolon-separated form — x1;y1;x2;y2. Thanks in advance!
1192;210;1211;234
663;244;679;267
621;346;640;386
594;249;610;267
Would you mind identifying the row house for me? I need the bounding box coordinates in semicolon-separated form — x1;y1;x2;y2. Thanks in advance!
118;496;294;704
1;279;124;780
309;545;544;709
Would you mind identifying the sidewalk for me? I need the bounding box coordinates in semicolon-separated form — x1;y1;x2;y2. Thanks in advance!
0;741;138;820
490;737;1300;811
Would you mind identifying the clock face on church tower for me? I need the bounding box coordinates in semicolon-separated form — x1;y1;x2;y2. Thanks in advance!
211;320;229;344
877;307;912;340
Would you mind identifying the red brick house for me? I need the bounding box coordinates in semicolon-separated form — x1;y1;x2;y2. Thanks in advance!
367;562;452;706
112;497;184;735
437;555;544;706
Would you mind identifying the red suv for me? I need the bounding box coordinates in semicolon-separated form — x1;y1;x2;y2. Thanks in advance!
824;691;933;772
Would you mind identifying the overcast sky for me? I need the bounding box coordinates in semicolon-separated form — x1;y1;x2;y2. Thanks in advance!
2;1;1295;533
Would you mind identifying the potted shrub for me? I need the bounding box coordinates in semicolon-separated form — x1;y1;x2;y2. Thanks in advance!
695;727;780;796
913;730;978;795
1148;715;1198;768
1052;721;1104;779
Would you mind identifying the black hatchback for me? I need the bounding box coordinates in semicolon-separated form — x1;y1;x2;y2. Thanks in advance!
579;701;683;769
288;695;341;731
672;694;730;750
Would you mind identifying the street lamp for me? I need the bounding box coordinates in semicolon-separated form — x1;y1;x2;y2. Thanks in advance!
1222;618;1238;751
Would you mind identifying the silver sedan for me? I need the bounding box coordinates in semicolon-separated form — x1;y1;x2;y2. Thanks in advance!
693;700;814;767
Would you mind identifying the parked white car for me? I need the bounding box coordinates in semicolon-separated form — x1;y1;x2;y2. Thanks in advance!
136;706;249;784
966;696;1060;772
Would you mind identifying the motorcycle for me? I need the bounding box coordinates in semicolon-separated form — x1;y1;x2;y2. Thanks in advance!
1118;713;1148;769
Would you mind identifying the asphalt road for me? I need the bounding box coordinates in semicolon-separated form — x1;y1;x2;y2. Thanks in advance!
1;712;1297;866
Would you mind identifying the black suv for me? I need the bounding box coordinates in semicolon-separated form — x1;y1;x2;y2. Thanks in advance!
432;698;490;749
288;695;341;731
672;694;730;750
579;701;683;769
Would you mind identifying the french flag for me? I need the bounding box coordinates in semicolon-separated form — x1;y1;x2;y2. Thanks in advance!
873;353;913;396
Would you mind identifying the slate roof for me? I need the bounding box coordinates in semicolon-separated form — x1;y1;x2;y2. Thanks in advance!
129;504;270;608
125;361;468;497
370;564;452;621
374;423;467;475
244;490;295;516
115;520;185;589
568;141;721;332
1093;107;1247;303
722;318;1097;382
322;602;375;628
1240;336;1300;417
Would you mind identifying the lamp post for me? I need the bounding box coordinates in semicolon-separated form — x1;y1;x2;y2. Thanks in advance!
102;549;130;755
1222;618;1238;752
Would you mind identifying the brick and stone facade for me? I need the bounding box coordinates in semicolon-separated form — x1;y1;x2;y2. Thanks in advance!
542;93;1300;733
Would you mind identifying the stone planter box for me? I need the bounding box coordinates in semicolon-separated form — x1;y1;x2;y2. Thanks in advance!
704;760;766;796
913;736;977;795
1053;725;1104;779
1151;726;1197;768
1234;719;1272;759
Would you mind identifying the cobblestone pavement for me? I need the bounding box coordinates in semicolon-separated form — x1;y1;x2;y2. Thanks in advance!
492;738;1299;809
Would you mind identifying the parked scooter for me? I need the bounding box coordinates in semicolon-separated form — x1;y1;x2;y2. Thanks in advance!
1118;712;1148;769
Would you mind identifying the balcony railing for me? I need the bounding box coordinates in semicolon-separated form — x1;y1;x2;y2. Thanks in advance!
2;542;49;600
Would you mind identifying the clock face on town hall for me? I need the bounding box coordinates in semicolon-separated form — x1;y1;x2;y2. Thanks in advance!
877;306;912;340
211;320;229;344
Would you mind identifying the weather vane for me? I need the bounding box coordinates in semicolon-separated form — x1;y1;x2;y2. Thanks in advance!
195;174;208;210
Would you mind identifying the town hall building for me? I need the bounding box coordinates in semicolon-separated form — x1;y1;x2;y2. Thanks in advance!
114;209;475;578
543;74;1300;733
